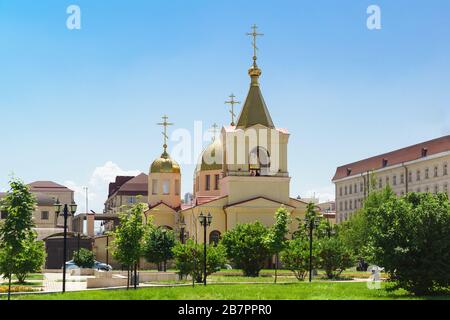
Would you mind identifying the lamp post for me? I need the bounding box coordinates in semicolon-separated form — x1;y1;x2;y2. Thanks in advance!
199;212;212;286
54;198;77;293
304;213;320;283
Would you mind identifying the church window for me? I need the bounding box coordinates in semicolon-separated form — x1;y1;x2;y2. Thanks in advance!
444;163;448;176
360;183;363;193
393;175;397;186
344;201;348;211
339;187;342;196
434;166;438;178
386;176;390;186
152;179;158;195
354;199;357;209
354;184;357;194
349;186;352;195
378;178;382;189
434;185;439;194
205;175;211;191
416;170;421;181
209;230;221;245
162;180;170;195
249;147;270;176
41;211;49;220
400;174;404;184
344;186;347;195
444;183;448;195
349;201;352;210
425;168;429;179
175;180;180;196
408;172;412;183
214;174;220;190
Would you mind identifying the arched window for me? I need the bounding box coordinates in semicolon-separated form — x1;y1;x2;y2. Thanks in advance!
209;230;221;245
249;147;270;176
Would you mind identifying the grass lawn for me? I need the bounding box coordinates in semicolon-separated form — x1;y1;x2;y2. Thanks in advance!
6;282;450;300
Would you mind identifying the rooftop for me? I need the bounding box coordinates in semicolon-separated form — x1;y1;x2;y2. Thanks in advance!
333;135;450;181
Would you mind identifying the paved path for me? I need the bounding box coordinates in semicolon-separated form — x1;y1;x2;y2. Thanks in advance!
43;273;88;292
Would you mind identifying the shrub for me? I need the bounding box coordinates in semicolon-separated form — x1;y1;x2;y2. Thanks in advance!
317;237;354;279
280;237;316;281
172;240;226;282
222;222;271;277
73;248;95;268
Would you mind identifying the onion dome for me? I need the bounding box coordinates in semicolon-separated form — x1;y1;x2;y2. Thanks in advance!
195;139;223;172
150;150;180;174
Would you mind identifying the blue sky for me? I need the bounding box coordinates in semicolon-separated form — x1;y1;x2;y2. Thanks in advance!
1;0;449;212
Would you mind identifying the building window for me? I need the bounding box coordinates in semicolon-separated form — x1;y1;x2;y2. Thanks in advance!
152;179;158;195
425;186;429;193
434;166;438;178
378;178;382;189
349;185;352;195
0;211;8;219
196;176;200;192
339;202;343;211
434;185;439;194
444;163;448;176
360;183;363;193
386;176;390;186
162;180;170;195
408;172;412;183
354;184;357;194
349;201;352;210
400;173;404;184
393;175;397;186
416;170;421;181
339;187;342;196
444;183;448;195
214;174;220;190
127;196;136;204
205;175;211;191
354;199;357;209
425;168;429;179
344;186;347;195
41;211;49;220
175;180;180;196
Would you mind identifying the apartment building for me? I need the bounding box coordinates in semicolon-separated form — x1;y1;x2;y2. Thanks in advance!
332;136;450;223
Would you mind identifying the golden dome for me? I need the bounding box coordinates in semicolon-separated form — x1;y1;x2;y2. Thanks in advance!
195;139;223;173
150;151;180;174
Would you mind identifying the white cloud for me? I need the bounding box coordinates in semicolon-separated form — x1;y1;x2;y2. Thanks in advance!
302;185;335;203
65;161;141;214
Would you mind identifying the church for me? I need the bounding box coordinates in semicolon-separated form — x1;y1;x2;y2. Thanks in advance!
141;26;308;245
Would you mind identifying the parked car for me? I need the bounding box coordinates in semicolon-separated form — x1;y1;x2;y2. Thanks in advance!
65;260;113;271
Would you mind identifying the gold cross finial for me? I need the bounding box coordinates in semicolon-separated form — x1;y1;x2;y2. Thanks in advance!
157;115;174;153
225;94;240;126
246;24;264;66
210;123;219;141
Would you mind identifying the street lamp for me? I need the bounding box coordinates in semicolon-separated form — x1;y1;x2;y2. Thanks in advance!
54;198;77;293
304;213;320;283
199;212;212;286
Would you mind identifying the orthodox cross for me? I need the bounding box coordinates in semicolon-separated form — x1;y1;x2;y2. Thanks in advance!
246;24;264;65
157;115;173;152
210;123;219;141
225;94;240;126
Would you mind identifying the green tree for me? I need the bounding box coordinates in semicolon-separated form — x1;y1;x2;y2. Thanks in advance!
73;248;95;268
221;222;271;277
280;237;316;281
266;206;290;283
111;202;146;289
143;226;176;272
0;178;46;299
172;240;226;282
317;236;354;279
368;192;450;295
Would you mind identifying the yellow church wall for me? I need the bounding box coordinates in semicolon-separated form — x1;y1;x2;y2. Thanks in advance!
221;175;290;204
147;172;181;208
145;205;177;230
